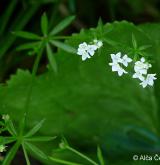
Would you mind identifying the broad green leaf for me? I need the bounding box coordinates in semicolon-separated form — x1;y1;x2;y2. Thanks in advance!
50;15;75;35
97;146;105;165
13;31;41;40
41;13;48;36
24;119;45;137
25;136;56;142
46;43;57;73
2;141;21;165
50;40;76;54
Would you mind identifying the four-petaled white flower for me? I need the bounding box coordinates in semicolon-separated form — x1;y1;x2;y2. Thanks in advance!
109;62;127;76
77;40;103;61
121;54;132;67
134;57;151;74
140;74;157;88
109;52;131;76
132;71;144;81
78;42;88;51
133;57;156;88
87;45;98;56
110;52;122;63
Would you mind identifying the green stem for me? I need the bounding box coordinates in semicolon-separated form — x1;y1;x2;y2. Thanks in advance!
49;157;82;165
67;146;99;165
19;45;44;135
22;143;31;165
2;140;21;165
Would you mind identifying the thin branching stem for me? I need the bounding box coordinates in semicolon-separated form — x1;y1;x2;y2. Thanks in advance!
66;146;99;165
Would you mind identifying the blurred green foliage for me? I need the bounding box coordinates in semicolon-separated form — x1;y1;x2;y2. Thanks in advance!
0;0;160;164
1;21;160;164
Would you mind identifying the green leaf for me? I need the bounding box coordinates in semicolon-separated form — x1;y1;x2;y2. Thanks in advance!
6;119;17;136
16;42;41;51
24;119;45;137
22;143;31;165
0;137;16;145
46;43;57;73
25;136;56;142
97;146;105;165
139;45;152;51
13;31;41;40
25;142;48;160
132;33;137;48
50;40;76;54
50;15;75;35
41;13;48;36
2;141;21;165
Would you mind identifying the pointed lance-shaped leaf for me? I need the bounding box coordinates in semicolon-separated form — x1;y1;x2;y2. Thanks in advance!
97;146;105;165
16;41;41;51
50;40;76;54
24;142;48;160
46;44;57;73
25;136;56;142
50;15;75;35
41;12;48;36
13;31;41;40
132;33;137;49
24;119;45;138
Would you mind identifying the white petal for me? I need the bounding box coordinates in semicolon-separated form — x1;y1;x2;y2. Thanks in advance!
140;81;148;88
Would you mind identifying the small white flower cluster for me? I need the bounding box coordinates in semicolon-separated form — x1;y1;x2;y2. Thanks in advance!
109;53;157;88
2;114;10;121
132;57;157;88
0;145;6;153
77;39;103;61
109;52;132;76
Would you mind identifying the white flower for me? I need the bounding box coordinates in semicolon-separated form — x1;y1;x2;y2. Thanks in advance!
132;72;144;81
110;52;122;63
77;40;102;61
2;114;10;121
93;39;103;48
77;42;90;61
140;74;157;88
0;145;6;152
120;55;132;67
109;62;127;76
86;45;97;56
78;42;88;50
134;57;151;74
